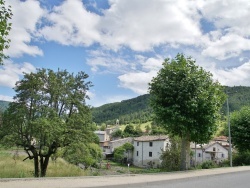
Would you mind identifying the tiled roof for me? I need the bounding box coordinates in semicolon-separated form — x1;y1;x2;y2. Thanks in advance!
134;135;168;141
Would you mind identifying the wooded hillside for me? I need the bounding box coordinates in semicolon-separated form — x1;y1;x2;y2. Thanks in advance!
2;86;250;125
0;100;9;112
91;94;152;125
92;86;250;125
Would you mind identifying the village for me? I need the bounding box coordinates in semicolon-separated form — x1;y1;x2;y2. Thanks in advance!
94;121;230;169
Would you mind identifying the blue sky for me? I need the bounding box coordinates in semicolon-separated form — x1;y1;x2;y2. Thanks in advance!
1;0;250;107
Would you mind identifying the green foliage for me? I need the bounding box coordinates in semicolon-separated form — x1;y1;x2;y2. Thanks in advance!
233;151;250;166
151;122;167;135
149;54;226;170
230;106;250;152
122;142;134;151
123;124;142;137
114;147;125;162
124;124;135;136
160;136;181;171
113;143;133;163
100;123;106;131
0;69;95;177
63;143;102;169
149;53;226;143
222;86;250;114
111;129;123;138
0;0;12;64
200;161;217;169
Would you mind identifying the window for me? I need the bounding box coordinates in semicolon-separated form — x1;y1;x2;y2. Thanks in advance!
137;151;139;156
213;147;216;151
149;152;152;157
222;153;224;158
149;142;153;147
137;142;139;146
198;153;201;157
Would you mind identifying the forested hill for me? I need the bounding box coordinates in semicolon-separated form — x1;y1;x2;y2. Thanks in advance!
223;86;250;114
0;100;10;112
92;86;250;125
91;94;151;125
1;86;250;125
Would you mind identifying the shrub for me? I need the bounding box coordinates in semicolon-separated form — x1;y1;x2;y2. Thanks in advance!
200;161;217;169
233;151;250;166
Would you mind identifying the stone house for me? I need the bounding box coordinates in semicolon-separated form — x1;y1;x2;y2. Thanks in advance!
133;135;170;168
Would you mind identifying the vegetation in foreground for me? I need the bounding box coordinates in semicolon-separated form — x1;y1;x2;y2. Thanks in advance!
0;149;86;178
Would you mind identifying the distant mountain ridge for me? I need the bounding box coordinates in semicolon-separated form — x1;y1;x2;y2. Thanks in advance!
92;86;250;125
2;86;250;124
0;100;10;112
92;94;151;125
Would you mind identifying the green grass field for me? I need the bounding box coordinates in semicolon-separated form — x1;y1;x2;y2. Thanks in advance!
115;121;152;132
0;149;86;178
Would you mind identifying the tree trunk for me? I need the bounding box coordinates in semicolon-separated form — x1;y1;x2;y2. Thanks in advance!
180;134;190;170
40;156;50;177
34;156;39;177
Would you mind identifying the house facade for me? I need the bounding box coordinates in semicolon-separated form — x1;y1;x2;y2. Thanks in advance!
133;135;169;168
192;142;228;164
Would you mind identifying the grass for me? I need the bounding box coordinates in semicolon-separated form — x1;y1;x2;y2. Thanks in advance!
0;148;166;178
114;121;152;132
0;149;86;178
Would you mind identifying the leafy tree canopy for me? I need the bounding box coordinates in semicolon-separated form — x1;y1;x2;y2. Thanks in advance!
149;53;226;170
0;0;12;64
231;106;250;152
149;53;226;143
0;68;96;177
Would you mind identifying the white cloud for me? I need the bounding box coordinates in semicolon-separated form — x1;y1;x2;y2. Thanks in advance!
39;0;100;46
209;61;250;86
118;70;158;95
6;0;45;57
0;60;36;88
202;34;250;60
0;95;14;102
99;0;202;51
199;0;250;59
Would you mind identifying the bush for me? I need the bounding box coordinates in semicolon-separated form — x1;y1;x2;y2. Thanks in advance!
233;151;250;166
200;161;217;169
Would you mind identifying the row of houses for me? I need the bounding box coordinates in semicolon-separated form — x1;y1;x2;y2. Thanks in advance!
95;129;230;168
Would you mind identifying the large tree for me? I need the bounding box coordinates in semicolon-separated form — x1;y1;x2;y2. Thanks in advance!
149;54;225;170
1;69;99;177
230;106;250;152
0;0;12;64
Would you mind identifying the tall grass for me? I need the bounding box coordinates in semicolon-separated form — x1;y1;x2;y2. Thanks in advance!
0;149;86;178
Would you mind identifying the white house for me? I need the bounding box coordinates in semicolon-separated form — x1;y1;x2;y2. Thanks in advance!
192;142;228;164
133;135;170;168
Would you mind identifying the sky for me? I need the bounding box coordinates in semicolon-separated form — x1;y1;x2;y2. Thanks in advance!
1;0;250;107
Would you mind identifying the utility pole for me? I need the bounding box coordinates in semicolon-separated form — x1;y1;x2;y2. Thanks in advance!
227;97;233;167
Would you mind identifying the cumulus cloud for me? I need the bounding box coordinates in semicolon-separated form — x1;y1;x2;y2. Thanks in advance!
0;60;36;88
118;70;158;95
209;61;250;86
39;0;100;46
37;0;202;51
99;0;202;51
200;0;250;59
6;0;45;58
